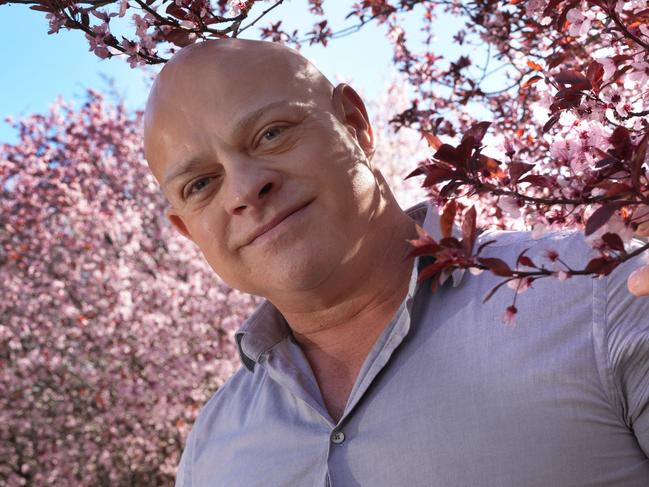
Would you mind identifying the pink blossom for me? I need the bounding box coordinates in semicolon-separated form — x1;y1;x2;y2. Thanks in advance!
555;270;570;281
544;248;560;262
502;305;518;326
597;57;617;81
566;8;592;37
1;94;258;484
498;196;522;218
507;277;533;293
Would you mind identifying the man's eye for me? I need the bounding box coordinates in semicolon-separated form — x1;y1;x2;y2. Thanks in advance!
261;126;285;142
185;177;214;198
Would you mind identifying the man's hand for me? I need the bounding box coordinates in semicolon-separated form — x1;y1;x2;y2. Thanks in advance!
628;213;649;296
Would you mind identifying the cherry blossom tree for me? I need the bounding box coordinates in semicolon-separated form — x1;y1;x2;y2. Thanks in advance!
0;0;648;482
0;92;257;486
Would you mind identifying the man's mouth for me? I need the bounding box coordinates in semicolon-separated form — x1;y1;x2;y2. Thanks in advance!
244;200;313;247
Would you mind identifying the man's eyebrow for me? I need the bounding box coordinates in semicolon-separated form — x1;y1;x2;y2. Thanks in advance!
231;100;306;139
163;101;308;188
163;157;206;188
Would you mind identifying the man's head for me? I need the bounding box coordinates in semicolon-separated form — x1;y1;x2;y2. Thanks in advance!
144;39;393;302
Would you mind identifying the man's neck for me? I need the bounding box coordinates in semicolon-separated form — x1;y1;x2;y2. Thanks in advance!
273;200;417;419
283;203;416;344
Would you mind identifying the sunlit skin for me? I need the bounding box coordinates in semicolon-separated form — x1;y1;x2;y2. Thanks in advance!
144;39;418;420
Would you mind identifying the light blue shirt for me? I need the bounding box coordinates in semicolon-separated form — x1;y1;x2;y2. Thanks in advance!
176;202;649;486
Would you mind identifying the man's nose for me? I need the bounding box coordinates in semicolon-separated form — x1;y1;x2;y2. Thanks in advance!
223;162;282;215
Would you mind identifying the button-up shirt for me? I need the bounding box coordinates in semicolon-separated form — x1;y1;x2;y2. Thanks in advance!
175;202;649;486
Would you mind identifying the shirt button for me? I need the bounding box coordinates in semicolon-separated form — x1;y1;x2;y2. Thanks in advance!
331;430;345;445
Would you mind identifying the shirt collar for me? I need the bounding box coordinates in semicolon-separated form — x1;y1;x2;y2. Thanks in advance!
235;200;462;372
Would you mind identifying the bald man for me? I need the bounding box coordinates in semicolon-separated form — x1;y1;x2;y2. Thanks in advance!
144;39;649;487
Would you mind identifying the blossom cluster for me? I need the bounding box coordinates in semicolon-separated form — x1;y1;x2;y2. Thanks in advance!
3;0;275;66
0;93;256;485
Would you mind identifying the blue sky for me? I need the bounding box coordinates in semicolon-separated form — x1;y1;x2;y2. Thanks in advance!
0;1;467;143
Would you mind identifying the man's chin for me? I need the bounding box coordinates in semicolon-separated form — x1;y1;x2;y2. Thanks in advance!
252;255;339;298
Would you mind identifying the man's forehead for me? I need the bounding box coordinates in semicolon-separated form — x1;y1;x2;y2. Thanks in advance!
157;39;321;94
144;39;335;182
146;40;332;128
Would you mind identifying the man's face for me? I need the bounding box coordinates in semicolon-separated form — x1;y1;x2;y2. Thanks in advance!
145;41;380;300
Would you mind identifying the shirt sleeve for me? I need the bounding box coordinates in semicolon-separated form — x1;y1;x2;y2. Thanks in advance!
605;253;649;457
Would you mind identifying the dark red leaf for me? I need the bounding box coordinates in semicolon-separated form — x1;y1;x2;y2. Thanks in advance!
405;165;428;179
602;232;625;252
440;201;457;239
417;261;448;284
584;203;623;236
423;168;454;187
461;206;477;255
478;257;514;277
543;0;564;17
521;75;543;89
434;144;463;167
549;92;582;112
455;139;474;167
584;257;619;275
422;131;443;150
165;29;196;47
407;242;443;258
631;132;649;191
478;154;502;175
518;255;536;268
440;237;462;249
547;52;567;69
595;157;620;168
461;121;491;146
407;165;455;188
518;174;554;188
439;181;462;198
609;126;632;160
166;3;188;19
508;162;535;184
542;113;561;133
554;69;591;90
586;60;604;94
605;182;632;197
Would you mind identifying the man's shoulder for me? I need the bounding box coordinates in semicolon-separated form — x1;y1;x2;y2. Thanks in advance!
192;364;264;436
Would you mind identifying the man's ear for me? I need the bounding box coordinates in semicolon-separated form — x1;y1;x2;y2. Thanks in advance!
332;83;375;158
166;207;192;240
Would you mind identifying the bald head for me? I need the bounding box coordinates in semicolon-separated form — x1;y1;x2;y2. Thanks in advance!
144;39;336;183
138;37;390;299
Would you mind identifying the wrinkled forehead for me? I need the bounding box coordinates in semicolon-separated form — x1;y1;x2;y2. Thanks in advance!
148;40;331;120
144;40;333;179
